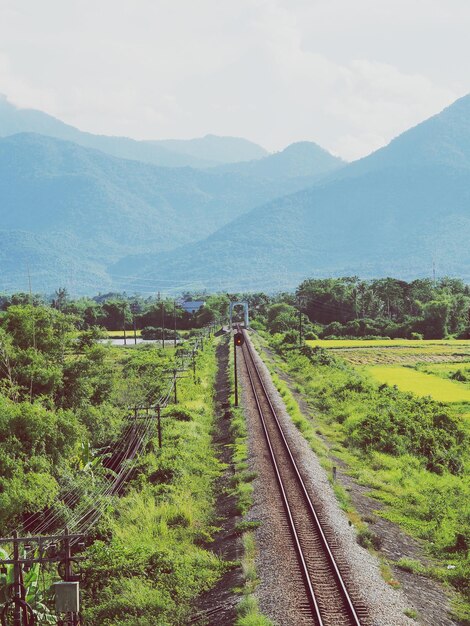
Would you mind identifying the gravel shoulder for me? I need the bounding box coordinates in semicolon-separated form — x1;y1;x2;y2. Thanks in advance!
241;332;417;626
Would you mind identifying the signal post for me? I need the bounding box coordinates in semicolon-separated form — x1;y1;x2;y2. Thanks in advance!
233;331;244;406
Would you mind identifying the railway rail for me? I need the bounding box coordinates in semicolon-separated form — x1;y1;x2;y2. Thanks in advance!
237;325;369;626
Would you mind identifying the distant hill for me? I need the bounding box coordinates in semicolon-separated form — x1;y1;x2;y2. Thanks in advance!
123;94;470;291
0;96;266;168
0;132;335;293
0;230;113;294
211;141;344;181
154;134;268;164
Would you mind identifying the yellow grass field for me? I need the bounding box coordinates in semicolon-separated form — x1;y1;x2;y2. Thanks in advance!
366;365;470;403
306;338;470;349
306;338;470;366
107;329;142;337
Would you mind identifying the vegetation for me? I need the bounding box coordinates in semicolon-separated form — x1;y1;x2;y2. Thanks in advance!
0;295;229;624
81;340;228;625
251;325;470;613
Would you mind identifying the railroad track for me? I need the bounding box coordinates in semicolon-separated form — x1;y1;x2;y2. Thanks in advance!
237;326;368;626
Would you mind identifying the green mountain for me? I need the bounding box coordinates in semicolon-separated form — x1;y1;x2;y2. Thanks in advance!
0;132;340;293
123;94;470;291
0;95;266;168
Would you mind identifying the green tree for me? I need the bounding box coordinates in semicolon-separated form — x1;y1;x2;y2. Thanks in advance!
421;298;452;338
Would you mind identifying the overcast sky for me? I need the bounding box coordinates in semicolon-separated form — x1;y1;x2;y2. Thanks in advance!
0;0;469;160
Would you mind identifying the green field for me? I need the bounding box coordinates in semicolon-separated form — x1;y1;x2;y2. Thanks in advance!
366;365;470;403
306;338;470;404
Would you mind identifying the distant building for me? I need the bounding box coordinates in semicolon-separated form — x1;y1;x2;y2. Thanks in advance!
180;300;206;314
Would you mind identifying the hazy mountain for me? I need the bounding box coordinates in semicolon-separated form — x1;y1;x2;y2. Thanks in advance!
0;132;334;292
122;94;470;291
0;231;113;294
211;141;344;181
154;134;268;164
0;96;266;168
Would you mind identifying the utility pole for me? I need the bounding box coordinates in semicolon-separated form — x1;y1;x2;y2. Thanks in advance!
192;349;196;382
161;301;165;349
131;302;139;345
128;406;162;449
123;304;127;346
297;296;305;347
163;368;189;405
157;404;162;449
173;300;177;349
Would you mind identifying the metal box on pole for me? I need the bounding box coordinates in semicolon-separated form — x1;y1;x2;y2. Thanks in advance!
54;581;80;613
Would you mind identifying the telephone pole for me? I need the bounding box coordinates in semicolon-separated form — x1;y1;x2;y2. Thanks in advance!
173;300;177;349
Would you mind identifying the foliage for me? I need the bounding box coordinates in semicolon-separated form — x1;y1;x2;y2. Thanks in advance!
296;277;470;339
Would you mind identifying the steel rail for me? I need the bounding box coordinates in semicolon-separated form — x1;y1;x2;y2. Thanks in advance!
238;326;362;626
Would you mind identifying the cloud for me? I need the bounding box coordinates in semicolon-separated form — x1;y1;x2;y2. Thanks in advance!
0;0;468;159
0;53;57;111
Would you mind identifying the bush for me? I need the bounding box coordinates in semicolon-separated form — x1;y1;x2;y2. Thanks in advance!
141;327;178;340
345;389;467;474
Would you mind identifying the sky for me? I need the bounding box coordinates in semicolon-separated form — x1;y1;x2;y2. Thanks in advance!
0;0;469;160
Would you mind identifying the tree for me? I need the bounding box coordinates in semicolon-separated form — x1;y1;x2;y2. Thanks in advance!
421;298;452;338
53;287;69;311
101;300;131;330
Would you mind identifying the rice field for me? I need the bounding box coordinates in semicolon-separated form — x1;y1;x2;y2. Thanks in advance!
307;338;470;404
306;338;470;349
365;365;470;403
305;339;470;366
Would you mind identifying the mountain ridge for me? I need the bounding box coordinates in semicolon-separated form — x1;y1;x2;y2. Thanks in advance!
121;93;470;291
0;130;343;293
0;95;267;168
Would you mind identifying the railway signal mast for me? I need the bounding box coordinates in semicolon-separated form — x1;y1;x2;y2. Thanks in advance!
233;331;244;406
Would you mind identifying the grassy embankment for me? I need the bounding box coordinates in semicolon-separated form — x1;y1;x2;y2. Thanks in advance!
81;337;231;626
254;333;470;622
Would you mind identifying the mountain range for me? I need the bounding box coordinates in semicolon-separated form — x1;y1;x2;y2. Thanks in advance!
1;94;469;294
0;95;267;168
117;94;470;292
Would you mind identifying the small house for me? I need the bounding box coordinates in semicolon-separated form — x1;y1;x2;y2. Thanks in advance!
180;300;206;315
